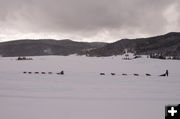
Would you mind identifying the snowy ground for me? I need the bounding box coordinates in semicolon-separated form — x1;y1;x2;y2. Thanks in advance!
0;55;180;119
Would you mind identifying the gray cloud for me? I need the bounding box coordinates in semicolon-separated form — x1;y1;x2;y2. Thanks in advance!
0;0;180;42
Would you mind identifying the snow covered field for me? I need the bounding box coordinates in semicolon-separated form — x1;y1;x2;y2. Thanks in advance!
0;55;180;119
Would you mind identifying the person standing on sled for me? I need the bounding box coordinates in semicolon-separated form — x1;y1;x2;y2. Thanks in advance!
165;70;168;76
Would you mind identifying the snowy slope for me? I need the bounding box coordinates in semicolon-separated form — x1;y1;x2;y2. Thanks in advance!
0;55;180;119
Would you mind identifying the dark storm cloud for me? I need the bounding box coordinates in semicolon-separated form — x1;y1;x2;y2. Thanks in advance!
0;0;180;41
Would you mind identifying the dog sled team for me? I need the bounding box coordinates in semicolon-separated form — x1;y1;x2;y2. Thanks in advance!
100;70;169;77
23;70;64;75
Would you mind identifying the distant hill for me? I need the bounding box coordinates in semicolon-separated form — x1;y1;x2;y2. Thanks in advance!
85;32;180;57
0;39;107;57
0;32;180;57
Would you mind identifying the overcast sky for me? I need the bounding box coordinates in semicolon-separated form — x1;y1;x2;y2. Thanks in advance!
0;0;179;42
